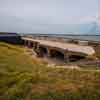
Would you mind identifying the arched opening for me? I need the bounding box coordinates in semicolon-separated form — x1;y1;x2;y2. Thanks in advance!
69;55;85;62
27;41;33;48
38;46;48;57
50;50;64;61
28;41;33;48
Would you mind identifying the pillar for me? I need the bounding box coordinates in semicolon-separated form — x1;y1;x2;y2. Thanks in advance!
24;40;26;46
24;40;28;47
47;47;51;57
64;50;69;63
28;41;30;48
35;43;42;57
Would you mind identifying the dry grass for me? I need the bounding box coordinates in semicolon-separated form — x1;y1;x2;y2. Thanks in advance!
95;45;100;58
0;42;100;100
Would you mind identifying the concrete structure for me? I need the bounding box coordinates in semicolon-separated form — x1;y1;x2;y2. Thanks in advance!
78;40;88;46
22;37;96;62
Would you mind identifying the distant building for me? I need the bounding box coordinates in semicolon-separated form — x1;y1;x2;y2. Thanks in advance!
78;40;88;46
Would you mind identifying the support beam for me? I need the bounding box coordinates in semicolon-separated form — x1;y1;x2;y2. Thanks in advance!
47;47;51;57
24;40;27;46
28;41;31;48
35;43;42;57
64;50;69;63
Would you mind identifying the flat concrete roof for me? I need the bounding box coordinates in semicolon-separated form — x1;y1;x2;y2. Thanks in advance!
22;37;95;56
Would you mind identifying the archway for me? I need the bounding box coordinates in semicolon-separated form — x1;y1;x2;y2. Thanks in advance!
29;41;33;48
50;49;64;61
38;46;48;57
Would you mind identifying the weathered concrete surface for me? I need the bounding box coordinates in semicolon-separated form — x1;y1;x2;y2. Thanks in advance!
22;37;95;56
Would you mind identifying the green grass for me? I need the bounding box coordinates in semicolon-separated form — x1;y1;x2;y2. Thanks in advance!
0;42;100;100
95;45;100;59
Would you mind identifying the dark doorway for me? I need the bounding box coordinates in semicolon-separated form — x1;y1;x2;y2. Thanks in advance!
69;55;85;62
33;42;38;50
39;46;48;57
50;50;64;61
29;42;33;48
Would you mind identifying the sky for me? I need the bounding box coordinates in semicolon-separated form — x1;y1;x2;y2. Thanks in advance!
0;0;99;34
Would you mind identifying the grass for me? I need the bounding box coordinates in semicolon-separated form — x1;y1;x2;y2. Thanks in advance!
0;42;100;100
77;45;100;69
95;45;100;59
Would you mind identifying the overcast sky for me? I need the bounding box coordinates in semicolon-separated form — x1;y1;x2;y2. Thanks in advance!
0;0;99;34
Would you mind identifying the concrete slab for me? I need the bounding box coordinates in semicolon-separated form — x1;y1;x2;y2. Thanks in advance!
22;37;95;56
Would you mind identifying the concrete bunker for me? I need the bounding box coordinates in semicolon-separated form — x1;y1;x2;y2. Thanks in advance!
22;37;95;63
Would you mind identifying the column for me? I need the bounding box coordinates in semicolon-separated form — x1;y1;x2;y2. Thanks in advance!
47;48;51;57
64;50;69;63
28;41;30;48
24;40;26;46
35;43;41;57
24;40;28;47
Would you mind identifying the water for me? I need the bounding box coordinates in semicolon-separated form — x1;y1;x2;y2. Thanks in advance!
58;35;100;42
31;34;100;42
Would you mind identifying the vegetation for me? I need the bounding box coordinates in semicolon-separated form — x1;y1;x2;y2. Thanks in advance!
95;45;100;59
0;42;100;100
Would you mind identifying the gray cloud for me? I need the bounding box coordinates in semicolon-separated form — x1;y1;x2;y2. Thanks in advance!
0;0;98;34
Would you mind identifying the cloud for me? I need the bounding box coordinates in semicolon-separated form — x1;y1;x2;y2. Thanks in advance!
79;15;98;24
0;0;98;34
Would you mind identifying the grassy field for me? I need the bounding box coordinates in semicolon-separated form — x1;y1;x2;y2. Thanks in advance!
95;45;100;59
0;42;100;100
